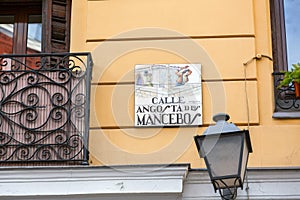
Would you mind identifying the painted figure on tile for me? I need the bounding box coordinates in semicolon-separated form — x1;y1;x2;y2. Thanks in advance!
175;65;192;86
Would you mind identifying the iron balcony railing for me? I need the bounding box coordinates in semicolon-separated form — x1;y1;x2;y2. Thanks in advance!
0;53;93;165
273;72;300;113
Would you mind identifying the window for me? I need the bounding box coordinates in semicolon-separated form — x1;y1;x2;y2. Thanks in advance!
282;0;300;69
0;0;72;54
0;4;41;55
0;1;88;165
270;0;300;71
270;0;300;118
270;0;288;72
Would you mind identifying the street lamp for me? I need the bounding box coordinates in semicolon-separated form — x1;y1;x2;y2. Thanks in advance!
194;113;252;200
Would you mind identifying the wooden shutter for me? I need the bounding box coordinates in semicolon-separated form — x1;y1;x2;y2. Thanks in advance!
43;0;72;53
269;0;288;71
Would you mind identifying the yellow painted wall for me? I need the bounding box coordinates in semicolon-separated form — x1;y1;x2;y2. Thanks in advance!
71;0;300;168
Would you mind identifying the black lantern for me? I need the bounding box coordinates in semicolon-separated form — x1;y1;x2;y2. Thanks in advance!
194;113;252;200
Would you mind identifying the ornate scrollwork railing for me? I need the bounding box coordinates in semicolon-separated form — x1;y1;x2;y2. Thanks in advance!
273;72;300;112
0;53;93;165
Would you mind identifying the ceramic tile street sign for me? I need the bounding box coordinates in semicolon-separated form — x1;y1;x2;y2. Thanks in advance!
135;64;202;127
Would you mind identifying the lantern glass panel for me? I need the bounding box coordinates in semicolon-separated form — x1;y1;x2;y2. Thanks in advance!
214;178;239;189
240;136;250;183
201;134;243;180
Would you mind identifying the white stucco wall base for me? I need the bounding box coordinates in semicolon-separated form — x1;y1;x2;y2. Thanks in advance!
184;168;300;200
0;164;189;200
0;164;300;200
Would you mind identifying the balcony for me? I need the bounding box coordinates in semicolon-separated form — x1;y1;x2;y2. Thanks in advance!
0;53;93;165
273;72;300;118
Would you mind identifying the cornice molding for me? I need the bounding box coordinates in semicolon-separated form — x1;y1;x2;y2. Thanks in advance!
1;165;300;199
184;168;300;200
0;164;189;199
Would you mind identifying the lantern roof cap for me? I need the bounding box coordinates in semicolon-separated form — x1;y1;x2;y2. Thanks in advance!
203;113;240;135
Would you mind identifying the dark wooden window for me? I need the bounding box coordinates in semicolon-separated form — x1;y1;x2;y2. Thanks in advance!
270;0;300;118
0;4;42;54
0;0;71;54
270;0;288;72
270;0;300;71
43;0;72;53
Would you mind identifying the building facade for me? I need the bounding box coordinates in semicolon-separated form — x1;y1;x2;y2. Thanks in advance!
1;0;300;199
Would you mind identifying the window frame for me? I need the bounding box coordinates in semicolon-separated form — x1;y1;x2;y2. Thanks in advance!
0;4;42;54
270;0;300;118
0;0;71;54
270;0;288;72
